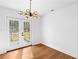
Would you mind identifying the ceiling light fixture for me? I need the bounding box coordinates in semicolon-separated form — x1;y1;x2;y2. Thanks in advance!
18;0;40;19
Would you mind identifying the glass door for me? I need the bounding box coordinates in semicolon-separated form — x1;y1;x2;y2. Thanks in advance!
8;18;31;49
21;20;31;46
24;21;30;42
8;18;20;50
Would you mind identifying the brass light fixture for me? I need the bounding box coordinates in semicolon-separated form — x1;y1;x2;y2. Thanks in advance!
19;0;40;19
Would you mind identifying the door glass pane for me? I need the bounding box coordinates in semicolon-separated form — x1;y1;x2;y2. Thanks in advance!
9;20;19;41
24;22;30;41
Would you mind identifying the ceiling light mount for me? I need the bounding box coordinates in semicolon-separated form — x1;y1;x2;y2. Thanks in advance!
51;9;54;12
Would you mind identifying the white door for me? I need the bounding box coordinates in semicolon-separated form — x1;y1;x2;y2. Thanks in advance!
8;17;31;50
8;18;20;50
21;20;31;46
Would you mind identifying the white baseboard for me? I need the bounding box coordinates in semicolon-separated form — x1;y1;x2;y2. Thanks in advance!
0;50;6;55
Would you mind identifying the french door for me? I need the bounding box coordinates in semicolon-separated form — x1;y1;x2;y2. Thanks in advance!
20;20;31;46
8;17;31;50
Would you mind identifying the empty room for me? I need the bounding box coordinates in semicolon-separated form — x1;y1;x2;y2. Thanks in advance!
0;0;78;59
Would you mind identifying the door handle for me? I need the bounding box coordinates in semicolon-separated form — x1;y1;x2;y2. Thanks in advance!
22;32;24;36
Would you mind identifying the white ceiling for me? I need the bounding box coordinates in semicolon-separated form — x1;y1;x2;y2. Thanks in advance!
0;0;77;15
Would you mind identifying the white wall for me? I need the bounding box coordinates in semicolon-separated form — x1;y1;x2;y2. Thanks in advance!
0;6;42;53
31;19;42;45
0;6;22;54
42;2;78;58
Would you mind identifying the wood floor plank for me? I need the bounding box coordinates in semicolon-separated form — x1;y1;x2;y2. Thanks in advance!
0;44;76;59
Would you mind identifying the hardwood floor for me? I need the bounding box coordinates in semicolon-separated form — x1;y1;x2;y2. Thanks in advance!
0;44;76;59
